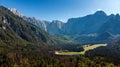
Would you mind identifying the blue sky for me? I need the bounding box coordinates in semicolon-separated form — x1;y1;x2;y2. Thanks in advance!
0;0;120;22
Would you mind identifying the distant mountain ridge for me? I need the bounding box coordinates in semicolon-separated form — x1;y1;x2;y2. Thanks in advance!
8;8;64;35
63;11;108;35
8;8;120;37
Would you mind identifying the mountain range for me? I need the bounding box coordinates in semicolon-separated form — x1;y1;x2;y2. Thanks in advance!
9;8;120;36
8;8;120;43
1;6;120;67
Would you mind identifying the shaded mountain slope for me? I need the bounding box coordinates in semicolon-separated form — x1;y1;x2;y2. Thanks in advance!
63;11;108;35
0;6;53;46
98;14;120;34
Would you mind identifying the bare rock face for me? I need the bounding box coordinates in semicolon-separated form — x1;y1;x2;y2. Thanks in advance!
0;16;8;24
2;16;7;23
8;8;24;17
47;20;64;34
8;8;65;35
25;17;48;32
8;8;48;32
0;16;8;30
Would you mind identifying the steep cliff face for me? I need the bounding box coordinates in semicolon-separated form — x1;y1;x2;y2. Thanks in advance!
23;17;48;32
47;20;64;34
62;11;108;35
98;14;120;35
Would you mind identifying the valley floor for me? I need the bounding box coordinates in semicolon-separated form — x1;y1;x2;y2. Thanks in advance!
55;44;107;55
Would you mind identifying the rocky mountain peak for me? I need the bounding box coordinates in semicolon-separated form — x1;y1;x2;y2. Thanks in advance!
94;11;107;16
8;8;24;17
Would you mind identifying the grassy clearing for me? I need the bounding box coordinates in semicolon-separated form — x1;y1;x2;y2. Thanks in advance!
55;44;107;55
